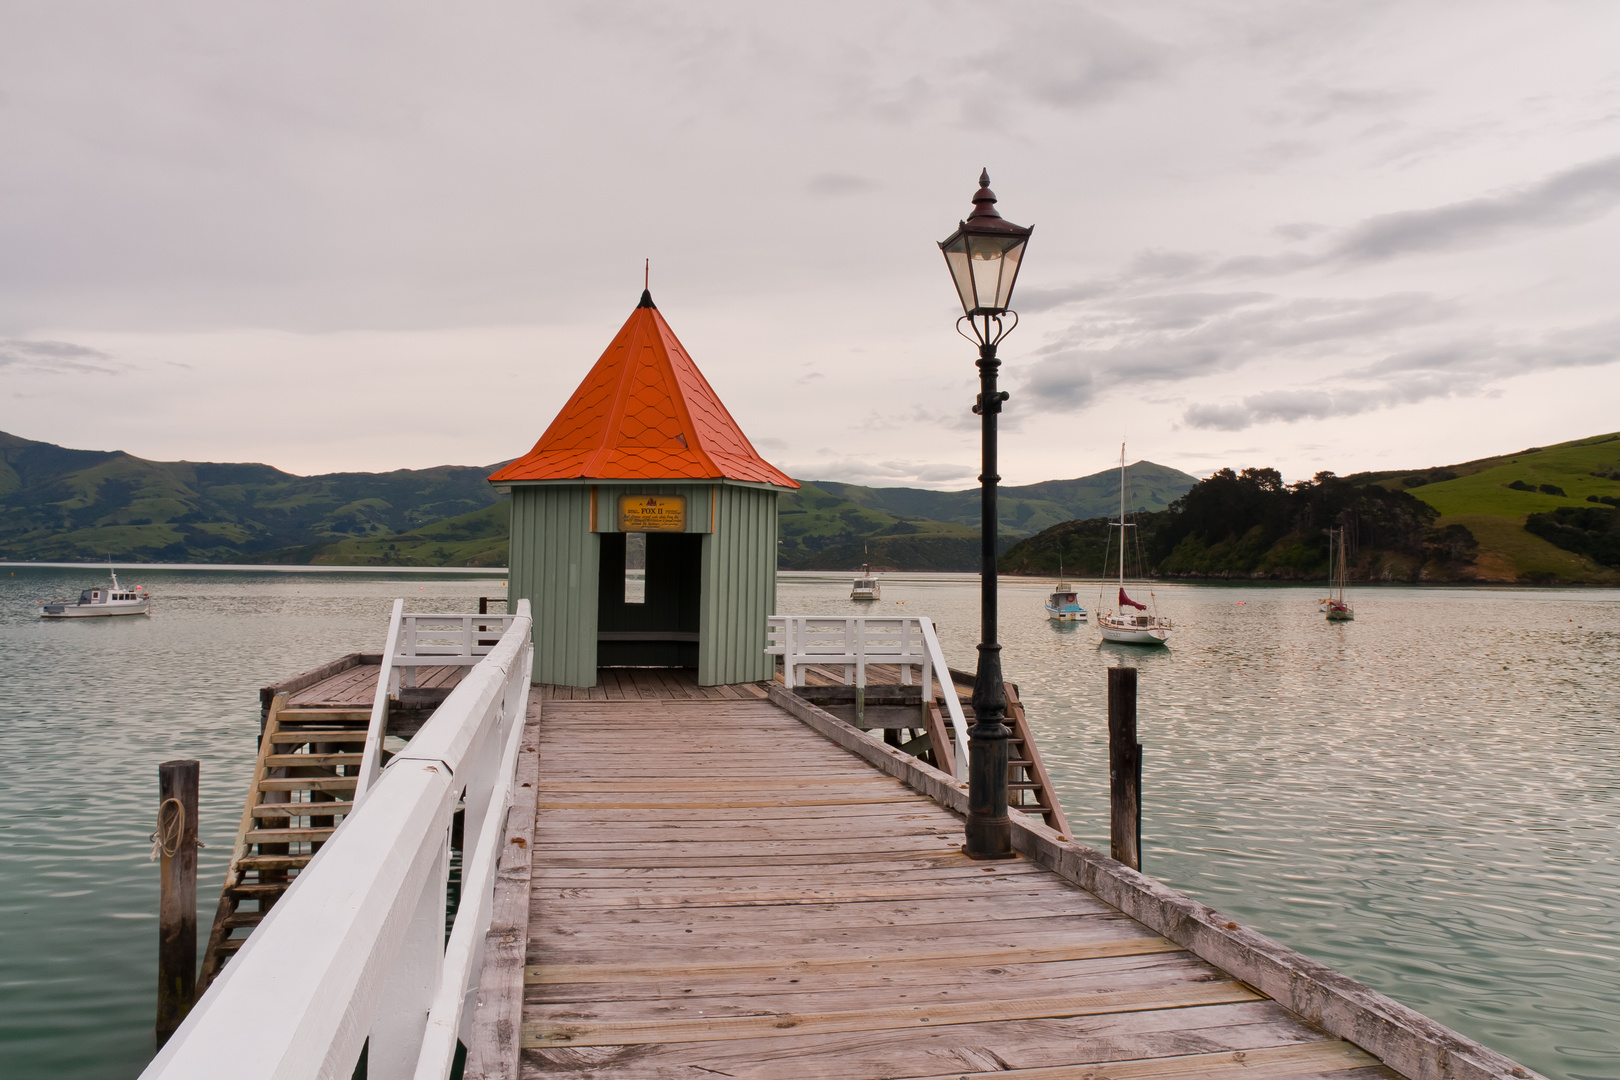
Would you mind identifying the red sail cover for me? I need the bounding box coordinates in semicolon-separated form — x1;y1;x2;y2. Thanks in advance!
1119;587;1147;611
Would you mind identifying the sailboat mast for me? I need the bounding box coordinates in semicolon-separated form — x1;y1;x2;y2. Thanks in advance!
1118;442;1126;588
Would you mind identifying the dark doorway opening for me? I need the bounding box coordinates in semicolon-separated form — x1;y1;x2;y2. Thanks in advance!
597;532;702;667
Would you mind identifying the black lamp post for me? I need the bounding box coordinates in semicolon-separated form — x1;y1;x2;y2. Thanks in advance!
939;169;1032;860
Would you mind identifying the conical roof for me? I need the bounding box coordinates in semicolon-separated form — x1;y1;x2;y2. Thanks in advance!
489;292;797;488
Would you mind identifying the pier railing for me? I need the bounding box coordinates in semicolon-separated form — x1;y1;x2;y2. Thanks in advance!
143;600;534;1080
767;615;970;779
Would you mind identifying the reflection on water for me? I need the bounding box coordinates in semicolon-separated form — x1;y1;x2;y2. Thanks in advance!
0;567;1614;1080
780;573;1620;1080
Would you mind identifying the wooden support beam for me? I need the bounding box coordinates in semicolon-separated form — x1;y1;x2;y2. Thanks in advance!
1108;666;1142;871
156;759;199;1047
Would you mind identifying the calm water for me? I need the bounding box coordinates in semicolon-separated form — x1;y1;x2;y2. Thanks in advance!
1;568;1616;1079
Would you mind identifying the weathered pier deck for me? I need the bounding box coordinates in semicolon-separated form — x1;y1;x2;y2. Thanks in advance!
452;667;1455;1080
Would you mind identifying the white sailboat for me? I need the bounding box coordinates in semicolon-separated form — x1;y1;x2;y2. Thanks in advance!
1097;444;1171;645
41;568;151;618
1325;527;1354;621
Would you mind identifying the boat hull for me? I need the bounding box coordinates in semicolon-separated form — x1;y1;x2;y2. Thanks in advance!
41;602;150;618
1046;610;1086;622
1099;623;1169;644
1325;608;1354;622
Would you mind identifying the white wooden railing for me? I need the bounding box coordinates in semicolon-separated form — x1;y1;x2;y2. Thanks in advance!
357;604;519;801
766;615;970;780
143;600;534;1080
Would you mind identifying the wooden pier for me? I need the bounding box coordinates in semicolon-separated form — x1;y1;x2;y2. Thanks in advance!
171;643;1541;1080
489;671;1394;1079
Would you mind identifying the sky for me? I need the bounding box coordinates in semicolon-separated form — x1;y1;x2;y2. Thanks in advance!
2;1;1618;488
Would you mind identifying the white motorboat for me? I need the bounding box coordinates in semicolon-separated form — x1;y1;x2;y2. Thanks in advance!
41;569;151;618
1096;442;1171;645
850;563;881;602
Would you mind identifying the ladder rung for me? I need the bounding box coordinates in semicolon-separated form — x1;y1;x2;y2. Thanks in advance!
278;709;372;723
248;826;339;843
257;777;357;792
264;753;363;768
215;937;247;953
238;854;313;870
227;882;292;897
268;730;368;744
252;801;354;817
221;912;264;931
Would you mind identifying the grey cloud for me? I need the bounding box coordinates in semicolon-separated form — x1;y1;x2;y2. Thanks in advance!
807;173;877;197
1332;154;1620;262
1183;316;1620;432
0;339;122;374
789;457;976;488
1023;290;1449;402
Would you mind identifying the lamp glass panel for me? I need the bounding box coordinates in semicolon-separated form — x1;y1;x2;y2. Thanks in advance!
993;238;1027;311
942;239;976;314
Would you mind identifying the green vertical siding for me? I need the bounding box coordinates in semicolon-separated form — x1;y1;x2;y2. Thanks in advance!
508;486;599;687
698;484;778;685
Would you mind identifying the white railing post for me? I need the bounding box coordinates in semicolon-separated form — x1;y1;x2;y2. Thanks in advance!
367;832;448;1079
918;617;970;781
357;599;405;804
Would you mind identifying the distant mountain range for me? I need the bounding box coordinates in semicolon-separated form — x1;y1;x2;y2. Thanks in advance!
0;429;1197;570
12;426;1610;582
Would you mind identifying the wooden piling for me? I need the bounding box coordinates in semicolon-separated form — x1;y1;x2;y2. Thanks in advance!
156;759;199;1047
1107;666;1142;871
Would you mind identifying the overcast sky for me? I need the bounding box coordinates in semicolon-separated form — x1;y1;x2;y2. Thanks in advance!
3;1;1618;488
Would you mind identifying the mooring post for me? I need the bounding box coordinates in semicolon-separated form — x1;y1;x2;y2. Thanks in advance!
1107;667;1142;871
156;759;199;1047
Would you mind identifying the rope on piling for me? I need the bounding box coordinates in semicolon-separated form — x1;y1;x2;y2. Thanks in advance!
149;797;205;860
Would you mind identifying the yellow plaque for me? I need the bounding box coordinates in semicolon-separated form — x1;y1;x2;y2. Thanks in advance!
619;495;686;532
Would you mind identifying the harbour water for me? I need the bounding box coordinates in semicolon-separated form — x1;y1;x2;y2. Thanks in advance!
0;566;1615;1080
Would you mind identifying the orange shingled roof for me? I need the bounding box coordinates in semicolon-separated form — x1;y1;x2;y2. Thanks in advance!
488;292;798;488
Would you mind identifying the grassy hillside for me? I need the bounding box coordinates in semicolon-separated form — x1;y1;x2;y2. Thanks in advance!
1003;435;1620;584
1355;432;1620;581
0;430;507;564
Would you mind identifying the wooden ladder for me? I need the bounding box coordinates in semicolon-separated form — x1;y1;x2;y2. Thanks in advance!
939;670;1073;837
197;695;373;993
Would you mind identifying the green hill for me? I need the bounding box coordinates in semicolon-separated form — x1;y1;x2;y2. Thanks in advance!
1348;432;1620;581
0;429;507;564
779;462;1197;571
1001;434;1620;584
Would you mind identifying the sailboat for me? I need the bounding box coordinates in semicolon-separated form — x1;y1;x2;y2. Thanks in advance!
1044;555;1087;622
1097;443;1171;645
1325;526;1354;621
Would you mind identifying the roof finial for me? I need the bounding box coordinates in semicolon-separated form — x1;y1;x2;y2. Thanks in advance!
968;168;1003;221
639;259;656;308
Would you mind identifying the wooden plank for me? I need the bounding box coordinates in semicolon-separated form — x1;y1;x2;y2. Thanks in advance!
904;1040;1383;1080
262;752;362;768
526;937;1181;983
522;981;1262;1047
520;1005;1363;1080
464;693;543;1080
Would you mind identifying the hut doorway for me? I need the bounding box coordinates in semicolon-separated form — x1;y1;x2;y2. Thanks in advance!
596;531;702;668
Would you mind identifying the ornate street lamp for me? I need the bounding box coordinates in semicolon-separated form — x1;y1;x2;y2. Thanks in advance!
939;169;1032;860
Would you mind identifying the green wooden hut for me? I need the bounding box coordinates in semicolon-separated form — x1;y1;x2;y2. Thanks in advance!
488;290;798;687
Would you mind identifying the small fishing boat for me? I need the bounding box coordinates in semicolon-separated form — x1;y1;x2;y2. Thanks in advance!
850;563;881;602
41;569;151;618
1044;559;1086;621
1325;527;1354;621
1096;442;1171;645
